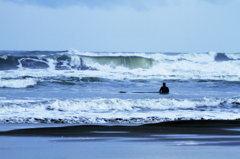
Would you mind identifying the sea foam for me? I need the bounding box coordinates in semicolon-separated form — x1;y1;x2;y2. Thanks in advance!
0;97;239;123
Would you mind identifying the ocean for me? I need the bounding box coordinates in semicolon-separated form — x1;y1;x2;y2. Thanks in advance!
0;50;240;124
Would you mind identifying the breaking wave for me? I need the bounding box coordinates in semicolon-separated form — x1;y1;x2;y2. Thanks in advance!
0;50;239;71
0;50;240;88
0;50;154;70
0;97;239;123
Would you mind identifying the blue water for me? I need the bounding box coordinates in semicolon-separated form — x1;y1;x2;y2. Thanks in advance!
0;50;240;123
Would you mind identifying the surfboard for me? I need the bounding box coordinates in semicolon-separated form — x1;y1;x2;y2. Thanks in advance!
119;91;159;93
132;92;159;93
119;91;169;94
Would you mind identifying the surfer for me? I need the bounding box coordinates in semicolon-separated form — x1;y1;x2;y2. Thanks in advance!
159;83;169;94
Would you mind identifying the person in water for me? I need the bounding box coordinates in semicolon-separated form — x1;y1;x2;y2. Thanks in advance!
159;83;169;94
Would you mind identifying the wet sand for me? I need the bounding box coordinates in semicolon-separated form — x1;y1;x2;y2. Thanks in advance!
1;120;240;159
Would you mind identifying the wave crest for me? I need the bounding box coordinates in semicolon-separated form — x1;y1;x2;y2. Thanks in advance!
0;50;240;81
0;97;239;123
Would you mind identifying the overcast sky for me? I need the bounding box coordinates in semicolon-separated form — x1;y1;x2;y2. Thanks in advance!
0;0;239;52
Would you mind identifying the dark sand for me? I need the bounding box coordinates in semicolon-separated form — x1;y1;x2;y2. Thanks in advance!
1;120;240;159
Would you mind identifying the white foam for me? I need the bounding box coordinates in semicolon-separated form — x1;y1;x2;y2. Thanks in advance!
67;55;81;68
70;50;218;62
1;52;240;82
0;55;8;60
17;58;50;70
0;78;37;88
77;52;240;81
0;97;239;123
225;53;240;60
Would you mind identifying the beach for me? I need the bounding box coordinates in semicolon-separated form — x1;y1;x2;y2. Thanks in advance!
1;120;240;159
0;50;240;158
1;0;240;157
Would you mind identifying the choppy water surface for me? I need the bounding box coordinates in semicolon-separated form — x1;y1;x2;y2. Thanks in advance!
0;50;240;123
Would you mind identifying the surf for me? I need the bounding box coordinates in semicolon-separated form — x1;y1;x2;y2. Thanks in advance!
0;50;240;85
0;96;239;123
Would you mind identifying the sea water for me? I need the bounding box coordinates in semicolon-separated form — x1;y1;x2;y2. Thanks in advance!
0;50;240;123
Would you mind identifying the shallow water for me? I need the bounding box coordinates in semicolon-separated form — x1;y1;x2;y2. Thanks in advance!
1;135;240;159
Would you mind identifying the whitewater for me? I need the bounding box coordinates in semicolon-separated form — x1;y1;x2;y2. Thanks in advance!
0;50;240;123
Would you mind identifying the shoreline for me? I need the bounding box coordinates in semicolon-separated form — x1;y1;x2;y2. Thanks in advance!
1;120;240;137
1;120;240;159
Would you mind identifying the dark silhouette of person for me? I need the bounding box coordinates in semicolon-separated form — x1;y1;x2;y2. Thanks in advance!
159;83;169;94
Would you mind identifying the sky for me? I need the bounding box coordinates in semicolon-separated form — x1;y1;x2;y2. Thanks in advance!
0;0;240;52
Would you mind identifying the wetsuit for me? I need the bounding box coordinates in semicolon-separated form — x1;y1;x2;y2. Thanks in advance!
159;86;169;94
